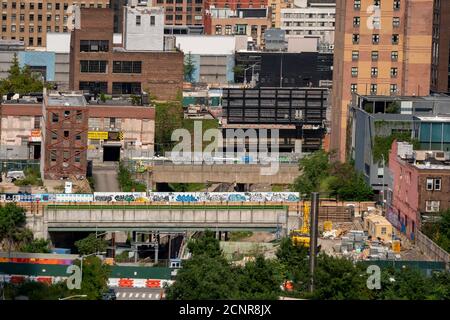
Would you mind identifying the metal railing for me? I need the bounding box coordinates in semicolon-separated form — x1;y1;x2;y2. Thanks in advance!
415;230;450;269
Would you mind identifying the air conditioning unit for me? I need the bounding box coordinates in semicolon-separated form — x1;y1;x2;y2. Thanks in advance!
434;151;450;161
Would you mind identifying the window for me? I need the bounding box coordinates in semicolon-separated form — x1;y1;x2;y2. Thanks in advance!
393;0;400;10
37;37;42;46
393;17;400;28
29;14;34;21
79;40;109;52
392;34;399;45
165;15;173;21
390;67;398;78
391;51;398;61
351;84;358;93
150;16;155;26
76;110;83;121
374;0;381;6
12;2;16;9
351;67;358;77
110;118;116;128
352;51;359;61
51;131;57;140
47;3;52;10
38;15;42;21
136;15;141;26
370;84;377;94
75;155;81;163
1;2;6;9
215;25;222;35
52;113;59;123
11;25;16;33
372;34;380;44
75;134;81;141
30;2;34;9
381;227;387;235
371;51;379;61
50;150;57;162
372;17;380;29
47;14;51;22
29;37;34;46
426;178;441;190
20;14;24;21
55;14;60;22
80;60;108;73
354;0;361;9
390;84;397;94
353;17;360;27
79;82;108;94
426;200;440;212
63;151;70;161
371;67;378;78
112;61;142;74
64;130;69;138
112;82;141;95
34;116;40;129
55;3;60;10
38;3;42;10
352;34;359;44
225;25;232;35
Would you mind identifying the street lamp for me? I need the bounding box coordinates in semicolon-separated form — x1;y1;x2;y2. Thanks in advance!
58;295;87;300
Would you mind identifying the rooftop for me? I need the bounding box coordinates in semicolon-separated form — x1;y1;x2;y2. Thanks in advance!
46;94;87;107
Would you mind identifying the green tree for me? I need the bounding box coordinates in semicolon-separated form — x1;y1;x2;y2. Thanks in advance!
4;281;70;300
155;101;184;155
275;237;310;293
184;52;196;83
73;256;111;300
235;255;282;300
0;54;48;96
20;238;51;253
74;233;108;255
165;254;239;300
187;230;222;258
422;209;450;253
292;150;331;194
312;255;372;300
328;162;373;201
0;203;27;254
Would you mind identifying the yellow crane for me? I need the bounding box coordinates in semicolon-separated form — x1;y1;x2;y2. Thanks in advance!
290;202;311;248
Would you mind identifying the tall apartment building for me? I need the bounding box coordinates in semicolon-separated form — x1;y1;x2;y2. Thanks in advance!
69;7;183;100
152;0;205;27
0;0;110;47
430;0;449;93
280;0;335;44
269;0;293;28
331;0;434;162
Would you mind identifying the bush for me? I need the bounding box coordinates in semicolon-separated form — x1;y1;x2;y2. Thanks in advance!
13;167;43;186
117;164;147;192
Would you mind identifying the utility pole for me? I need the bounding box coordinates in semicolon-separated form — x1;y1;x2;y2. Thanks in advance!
309;192;320;293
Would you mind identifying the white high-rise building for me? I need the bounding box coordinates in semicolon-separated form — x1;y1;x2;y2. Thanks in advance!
280;0;335;48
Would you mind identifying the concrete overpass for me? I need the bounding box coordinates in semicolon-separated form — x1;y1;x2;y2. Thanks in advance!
26;203;301;239
150;163;299;184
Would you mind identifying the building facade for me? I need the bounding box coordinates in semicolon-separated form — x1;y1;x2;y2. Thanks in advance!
269;0;293;28
389;141;450;240
430;0;450;93
280;0;335;45
206;7;271;49
41;92;89;180
0;0;111;47
69;8;183;100
0;94;155;164
152;0;205;27
331;0;434;162
350;94;450;197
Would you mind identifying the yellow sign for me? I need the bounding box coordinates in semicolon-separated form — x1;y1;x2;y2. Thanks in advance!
88;131;108;140
392;240;401;253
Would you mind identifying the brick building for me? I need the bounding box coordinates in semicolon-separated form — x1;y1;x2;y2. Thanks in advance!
0;93;155;166
41;91;89;180
0;0;110;47
152;0;205;27
69;7;183;100
388;141;450;240
430;0;450;93
331;0;435;162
